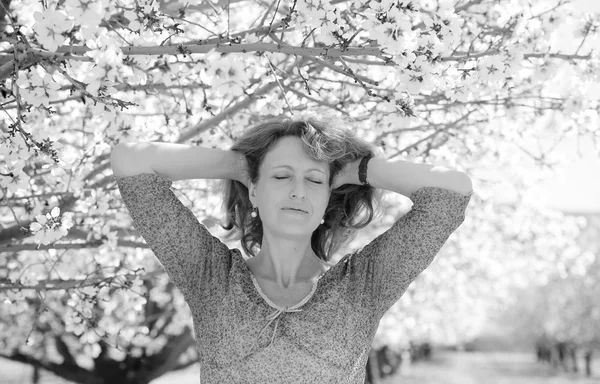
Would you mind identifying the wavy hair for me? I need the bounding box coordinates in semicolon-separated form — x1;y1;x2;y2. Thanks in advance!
216;113;385;262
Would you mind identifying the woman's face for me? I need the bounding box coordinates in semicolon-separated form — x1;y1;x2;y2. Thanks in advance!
249;136;331;236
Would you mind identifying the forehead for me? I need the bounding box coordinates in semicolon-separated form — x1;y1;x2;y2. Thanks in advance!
264;136;327;172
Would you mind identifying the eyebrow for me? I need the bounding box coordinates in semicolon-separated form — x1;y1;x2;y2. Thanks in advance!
272;165;326;174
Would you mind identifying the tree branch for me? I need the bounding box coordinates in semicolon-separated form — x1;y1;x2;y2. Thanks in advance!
0;351;103;384
0;239;152;253
46;42;383;60
144;326;196;383
0;270;162;292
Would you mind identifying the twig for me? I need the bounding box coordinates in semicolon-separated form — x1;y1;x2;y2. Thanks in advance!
265;56;293;115
0;270;162;292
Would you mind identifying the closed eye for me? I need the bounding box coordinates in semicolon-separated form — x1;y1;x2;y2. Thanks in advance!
274;176;322;184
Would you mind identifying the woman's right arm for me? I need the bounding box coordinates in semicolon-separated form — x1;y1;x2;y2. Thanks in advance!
110;142;244;300
111;141;247;184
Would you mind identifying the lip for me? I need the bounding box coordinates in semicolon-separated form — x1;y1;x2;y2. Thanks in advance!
281;207;308;214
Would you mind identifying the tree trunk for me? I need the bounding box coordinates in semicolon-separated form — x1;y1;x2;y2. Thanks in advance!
584;350;592;377
365;349;381;384
0;0;12;33
31;366;40;384
550;345;559;369
569;346;578;373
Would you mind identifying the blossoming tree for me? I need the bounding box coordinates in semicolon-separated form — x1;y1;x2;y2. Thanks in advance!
1;0;599;382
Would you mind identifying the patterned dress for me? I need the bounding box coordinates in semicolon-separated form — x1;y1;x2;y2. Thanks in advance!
114;172;473;384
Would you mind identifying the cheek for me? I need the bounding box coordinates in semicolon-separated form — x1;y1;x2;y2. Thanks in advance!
316;191;331;211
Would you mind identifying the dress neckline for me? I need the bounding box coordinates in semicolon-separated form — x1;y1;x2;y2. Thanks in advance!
234;251;344;311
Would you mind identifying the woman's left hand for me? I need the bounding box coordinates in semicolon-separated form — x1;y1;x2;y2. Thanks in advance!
331;160;357;189
331;171;346;190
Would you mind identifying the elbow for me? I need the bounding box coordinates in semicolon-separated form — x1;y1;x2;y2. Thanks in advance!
442;171;473;196
111;143;155;177
110;146;132;178
456;173;473;196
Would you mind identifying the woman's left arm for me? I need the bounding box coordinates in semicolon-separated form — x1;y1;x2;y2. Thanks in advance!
336;156;474;320
336;156;473;197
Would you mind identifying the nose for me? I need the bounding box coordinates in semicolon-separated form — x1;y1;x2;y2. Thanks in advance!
290;179;306;200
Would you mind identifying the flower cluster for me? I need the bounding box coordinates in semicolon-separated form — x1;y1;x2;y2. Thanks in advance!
16;71;60;108
0;134;32;193
29;207;74;246
31;10;73;52
205;50;251;97
64;0;108;40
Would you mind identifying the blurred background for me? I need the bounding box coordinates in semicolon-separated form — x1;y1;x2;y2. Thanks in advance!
1;0;600;383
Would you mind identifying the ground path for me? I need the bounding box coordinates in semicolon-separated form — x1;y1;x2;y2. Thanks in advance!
383;351;599;384
2;350;598;383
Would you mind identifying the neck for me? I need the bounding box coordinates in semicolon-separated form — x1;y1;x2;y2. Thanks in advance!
255;234;321;289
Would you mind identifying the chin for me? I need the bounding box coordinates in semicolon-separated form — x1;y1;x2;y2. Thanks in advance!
265;222;317;234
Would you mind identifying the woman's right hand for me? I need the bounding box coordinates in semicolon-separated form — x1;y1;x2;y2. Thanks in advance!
236;152;251;187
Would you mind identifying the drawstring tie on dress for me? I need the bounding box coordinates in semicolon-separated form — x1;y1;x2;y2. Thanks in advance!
245;306;303;357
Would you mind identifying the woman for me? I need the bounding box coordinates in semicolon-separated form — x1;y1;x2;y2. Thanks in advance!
111;114;473;384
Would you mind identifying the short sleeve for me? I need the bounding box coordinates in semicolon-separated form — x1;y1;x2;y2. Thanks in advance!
113;172;232;300
347;186;473;318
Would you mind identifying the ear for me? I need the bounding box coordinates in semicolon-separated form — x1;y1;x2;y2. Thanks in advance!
248;181;257;206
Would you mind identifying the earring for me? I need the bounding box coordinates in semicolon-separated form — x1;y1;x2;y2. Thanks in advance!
251;206;257;218
320;218;324;224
